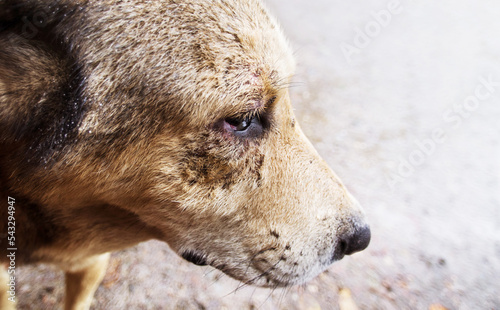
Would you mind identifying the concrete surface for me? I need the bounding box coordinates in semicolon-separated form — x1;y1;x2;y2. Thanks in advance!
16;0;500;309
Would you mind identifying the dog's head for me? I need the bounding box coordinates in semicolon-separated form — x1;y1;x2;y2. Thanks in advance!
0;0;369;286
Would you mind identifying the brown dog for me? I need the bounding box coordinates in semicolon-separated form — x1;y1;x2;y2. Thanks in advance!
0;0;370;309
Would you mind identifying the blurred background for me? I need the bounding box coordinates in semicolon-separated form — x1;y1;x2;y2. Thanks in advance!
18;0;499;309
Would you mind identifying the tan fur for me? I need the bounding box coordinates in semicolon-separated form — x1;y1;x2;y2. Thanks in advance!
64;253;110;310
0;263;15;310
0;1;369;308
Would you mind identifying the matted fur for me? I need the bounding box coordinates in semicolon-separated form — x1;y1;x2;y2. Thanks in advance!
0;1;369;309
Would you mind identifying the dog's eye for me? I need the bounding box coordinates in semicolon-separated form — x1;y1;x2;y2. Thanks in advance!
226;117;253;131
223;115;264;138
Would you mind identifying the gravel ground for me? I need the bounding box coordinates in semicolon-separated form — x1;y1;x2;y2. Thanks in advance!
16;0;500;309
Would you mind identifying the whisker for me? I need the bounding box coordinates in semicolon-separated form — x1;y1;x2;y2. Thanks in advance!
206;270;226;288
257;286;276;310
277;284;290;307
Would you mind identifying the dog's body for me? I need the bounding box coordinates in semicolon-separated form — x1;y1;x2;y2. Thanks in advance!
0;1;370;309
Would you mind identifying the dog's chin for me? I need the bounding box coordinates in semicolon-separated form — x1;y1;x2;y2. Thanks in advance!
219;267;313;288
180;249;317;288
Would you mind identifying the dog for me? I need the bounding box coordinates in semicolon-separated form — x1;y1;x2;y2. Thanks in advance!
0;0;370;309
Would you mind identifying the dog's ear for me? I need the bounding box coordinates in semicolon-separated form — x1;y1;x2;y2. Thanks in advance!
0;35;80;152
0;35;64;138
0;3;85;159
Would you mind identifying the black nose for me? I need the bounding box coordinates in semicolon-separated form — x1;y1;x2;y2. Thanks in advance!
334;225;371;260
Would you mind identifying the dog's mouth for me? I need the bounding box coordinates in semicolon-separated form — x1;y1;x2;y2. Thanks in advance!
179;247;310;287
181;250;208;266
